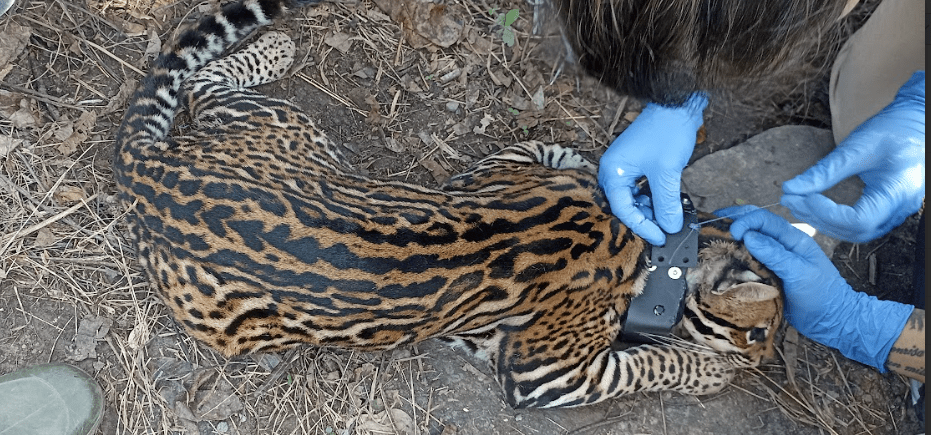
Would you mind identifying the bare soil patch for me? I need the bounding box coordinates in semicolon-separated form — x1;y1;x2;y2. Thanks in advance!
0;0;920;434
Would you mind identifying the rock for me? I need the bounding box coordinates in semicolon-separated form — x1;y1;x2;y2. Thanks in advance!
683;125;864;256
372;0;465;48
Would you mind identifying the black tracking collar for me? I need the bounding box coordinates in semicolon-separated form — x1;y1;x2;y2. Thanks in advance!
621;194;698;343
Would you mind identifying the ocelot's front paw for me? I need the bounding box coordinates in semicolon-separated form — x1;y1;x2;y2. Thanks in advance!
243;32;296;84
676;354;736;396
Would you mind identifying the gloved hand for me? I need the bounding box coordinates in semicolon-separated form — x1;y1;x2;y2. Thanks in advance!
720;205;914;371
599;93;707;245
782;71;925;243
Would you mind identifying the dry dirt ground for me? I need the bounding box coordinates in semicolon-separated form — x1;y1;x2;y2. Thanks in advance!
0;0;923;434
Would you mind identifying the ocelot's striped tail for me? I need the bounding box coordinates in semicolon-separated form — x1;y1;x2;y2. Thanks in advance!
114;0;312;160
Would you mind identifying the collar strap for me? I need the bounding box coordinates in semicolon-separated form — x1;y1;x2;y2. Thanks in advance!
621;194;698;343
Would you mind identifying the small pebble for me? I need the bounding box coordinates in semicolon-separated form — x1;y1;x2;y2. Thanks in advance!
216;421;228;434
446;101;460;112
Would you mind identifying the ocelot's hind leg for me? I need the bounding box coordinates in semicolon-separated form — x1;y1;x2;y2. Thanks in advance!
184;31;296;125
180;31;351;171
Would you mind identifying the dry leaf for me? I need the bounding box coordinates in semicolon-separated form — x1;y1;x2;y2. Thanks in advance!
386;408;416;435
53;120;75;141
432;133;462;161
696;124;706;145
60;32;84;57
0;24;32;82
127;320;149;351
68;316;113;361
417;131;433;147
34;227;58;247
120;19;147;36
193;381;244;421
473;113;493;135
400;74;424;94
384;136;404;153
488;68;512;88
449;119;471;136
0;136;23;158
103;79;138;115
0;90;17;117
58;110;98;155
466;27;493;54
0;62;12;82
503;92;529;111
522;65;545;90
516;110;541;129
9;99;39;129
366;7;391;22
421;157;449;185
143;29;162;62
364;94;382;124
531;87;545;111
54;185;87;203
356;409;416;435
324;31;354;54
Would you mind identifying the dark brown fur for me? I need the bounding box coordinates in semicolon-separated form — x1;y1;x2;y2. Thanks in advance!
553;0;849;105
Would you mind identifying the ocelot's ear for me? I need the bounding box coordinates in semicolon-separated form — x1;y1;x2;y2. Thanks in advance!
723;282;781;303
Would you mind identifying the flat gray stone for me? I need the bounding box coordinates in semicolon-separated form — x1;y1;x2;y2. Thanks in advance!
682;125;864;257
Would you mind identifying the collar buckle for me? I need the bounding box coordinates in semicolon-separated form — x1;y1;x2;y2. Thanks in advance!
621;194;698;343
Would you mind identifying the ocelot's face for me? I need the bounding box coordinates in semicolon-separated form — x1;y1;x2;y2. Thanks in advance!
682;281;782;365
679;241;784;365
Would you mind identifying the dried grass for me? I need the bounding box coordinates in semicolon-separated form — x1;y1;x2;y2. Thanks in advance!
0;0;916;434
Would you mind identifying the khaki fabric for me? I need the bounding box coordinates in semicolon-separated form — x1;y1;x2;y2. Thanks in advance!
829;0;924;143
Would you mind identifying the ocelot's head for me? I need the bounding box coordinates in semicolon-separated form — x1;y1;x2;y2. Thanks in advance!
679;239;784;367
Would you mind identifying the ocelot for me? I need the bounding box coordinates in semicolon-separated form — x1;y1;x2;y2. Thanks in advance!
114;0;783;408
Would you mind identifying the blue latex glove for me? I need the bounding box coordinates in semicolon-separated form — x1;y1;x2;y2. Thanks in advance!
599;93;707;245
782;71;925;243
721;205;914;371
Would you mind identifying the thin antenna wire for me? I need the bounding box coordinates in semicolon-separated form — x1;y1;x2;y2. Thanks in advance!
687;202;782;230
668;227;695;264
665;202;782;269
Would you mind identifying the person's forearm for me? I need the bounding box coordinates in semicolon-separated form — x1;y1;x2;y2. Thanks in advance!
885;308;924;382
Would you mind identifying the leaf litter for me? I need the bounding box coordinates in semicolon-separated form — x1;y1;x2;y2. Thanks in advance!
0;0;919;434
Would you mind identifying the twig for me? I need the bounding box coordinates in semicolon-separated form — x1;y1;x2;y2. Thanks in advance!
570;413;631;435
26;56;62;122
829;352;871;434
82;39;145;76
295;72;366;115
606;95;628;136
0;81;86;110
252;347;302;399
56;0;124;34
0;193;100;252
660;392;668;435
